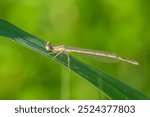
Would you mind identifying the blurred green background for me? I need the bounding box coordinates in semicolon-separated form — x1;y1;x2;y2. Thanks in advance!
0;0;150;99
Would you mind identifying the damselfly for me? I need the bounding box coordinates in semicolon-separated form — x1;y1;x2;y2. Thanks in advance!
45;41;139;67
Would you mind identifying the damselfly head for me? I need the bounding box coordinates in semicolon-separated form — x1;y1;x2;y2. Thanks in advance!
45;41;53;51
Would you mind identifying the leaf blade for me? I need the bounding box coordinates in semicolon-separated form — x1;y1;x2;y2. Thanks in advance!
0;19;149;99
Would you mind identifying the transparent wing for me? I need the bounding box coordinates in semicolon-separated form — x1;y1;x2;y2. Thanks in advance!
65;46;139;65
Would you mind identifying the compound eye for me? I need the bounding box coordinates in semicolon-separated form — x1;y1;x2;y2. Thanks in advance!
45;41;52;51
46;41;51;46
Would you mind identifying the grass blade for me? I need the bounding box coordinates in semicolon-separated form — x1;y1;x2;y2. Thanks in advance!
0;19;149;99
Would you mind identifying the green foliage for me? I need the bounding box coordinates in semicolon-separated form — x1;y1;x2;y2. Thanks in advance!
0;19;149;99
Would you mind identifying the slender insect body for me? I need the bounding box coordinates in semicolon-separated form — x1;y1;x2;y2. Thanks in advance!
45;41;139;67
66;48;117;58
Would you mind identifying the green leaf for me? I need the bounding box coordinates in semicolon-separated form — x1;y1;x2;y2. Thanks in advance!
0;19;149;99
